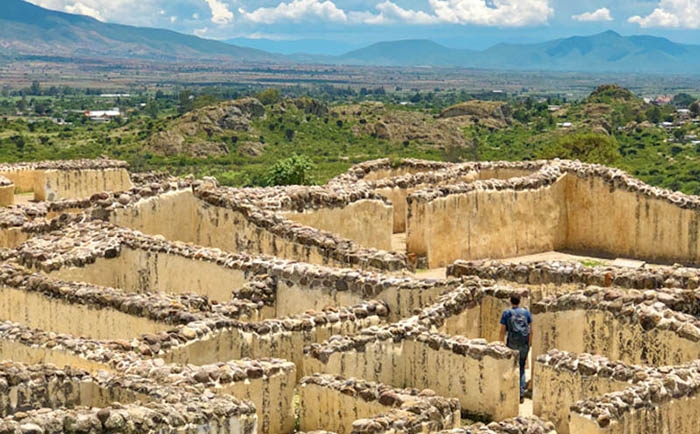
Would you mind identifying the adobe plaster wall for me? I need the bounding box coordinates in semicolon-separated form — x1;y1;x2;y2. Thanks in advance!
534;358;631;434
303;338;519;421
48;247;250;304
566;174;700;265
300;383;399;434
437;295;519;343
0;339;111;375
281;199;393;251
162;316;384;377
218;365;296;434
569;393;700;434
0;286;171;340
34;168;133;201
0;186;13;207
111;190;383;270
407;176;567;268
533;310;700;368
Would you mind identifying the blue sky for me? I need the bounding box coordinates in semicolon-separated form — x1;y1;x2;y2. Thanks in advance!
27;0;700;50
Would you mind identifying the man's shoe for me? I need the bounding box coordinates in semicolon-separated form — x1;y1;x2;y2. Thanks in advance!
520;397;525;404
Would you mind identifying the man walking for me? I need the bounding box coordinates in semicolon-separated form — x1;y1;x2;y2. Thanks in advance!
499;294;532;403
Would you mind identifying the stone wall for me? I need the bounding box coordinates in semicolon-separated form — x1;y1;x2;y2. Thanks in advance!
564;164;700;265
406;167;567;268
304;324;519;421
157;300;388;378
0;176;13;207
0;360;258;434
281;199;393;251
532;290;700;367
0;160;133;201
129;358;297;434
109;188;408;272
19;220;460;321
569;361;700;434
299;374;460;434
534;350;652;434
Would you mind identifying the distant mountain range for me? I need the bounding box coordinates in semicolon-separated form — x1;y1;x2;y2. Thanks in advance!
0;0;275;62
337;31;700;74
2;0;700;74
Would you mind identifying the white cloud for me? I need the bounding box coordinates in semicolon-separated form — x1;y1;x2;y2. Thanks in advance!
205;0;234;24
194;27;208;36
170;16;177;23
63;2;104;20
428;0;554;26
362;1;440;25
572;7;613;22
628;0;700;28
27;0;167;27
238;0;347;24
361;0;553;27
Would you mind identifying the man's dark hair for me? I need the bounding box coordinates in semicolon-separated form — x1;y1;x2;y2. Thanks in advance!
510;295;521;306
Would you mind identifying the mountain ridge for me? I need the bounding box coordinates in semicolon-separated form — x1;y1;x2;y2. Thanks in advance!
3;0;700;73
0;0;278;62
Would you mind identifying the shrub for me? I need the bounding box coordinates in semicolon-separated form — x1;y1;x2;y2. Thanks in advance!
264;155;316;186
537;132;620;165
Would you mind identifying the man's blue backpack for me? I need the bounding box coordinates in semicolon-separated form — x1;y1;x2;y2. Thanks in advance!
508;308;530;347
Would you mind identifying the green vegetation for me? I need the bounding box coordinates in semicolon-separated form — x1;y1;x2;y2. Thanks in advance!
538;133;620;165
0;83;699;196
264;155;316;186
580;259;608;268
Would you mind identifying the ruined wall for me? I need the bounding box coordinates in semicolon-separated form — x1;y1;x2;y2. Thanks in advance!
0;160;133;201
161;302;387;377
570;394;700;434
34;168;133;201
407;173;567;268
304;331;519;421
109;190;198;241
0;183;13;207
281;199;393;251
49;248;249;303
566;173;700;264
0;168;39;193
299;374;460;434
569;362;700;434
532;305;700;367
534;351;647;434
0;286;171;340
110;189;406;272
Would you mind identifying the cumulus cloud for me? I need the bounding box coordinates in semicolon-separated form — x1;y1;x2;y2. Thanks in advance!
205;0;233;24
63;2;104;20
239;0;347;24
428;0;554;26
27;0;169;27
362;1;440;25
572;7;613;22
628;0;700;28
361;0;554;27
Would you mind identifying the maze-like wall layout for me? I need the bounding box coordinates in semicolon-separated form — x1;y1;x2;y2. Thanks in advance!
0;158;698;433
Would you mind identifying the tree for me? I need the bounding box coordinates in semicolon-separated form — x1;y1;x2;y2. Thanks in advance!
537;132;620;165
256;88;281;106
646;106;662;124
285;128;295;141
690;101;700;117
144;101;159;119
264;155;316;186
178;90;194;115
672;93;695;108
30;80;41;96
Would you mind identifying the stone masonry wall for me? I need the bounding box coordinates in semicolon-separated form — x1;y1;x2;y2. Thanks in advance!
299;374;460;434
304;323;519;421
